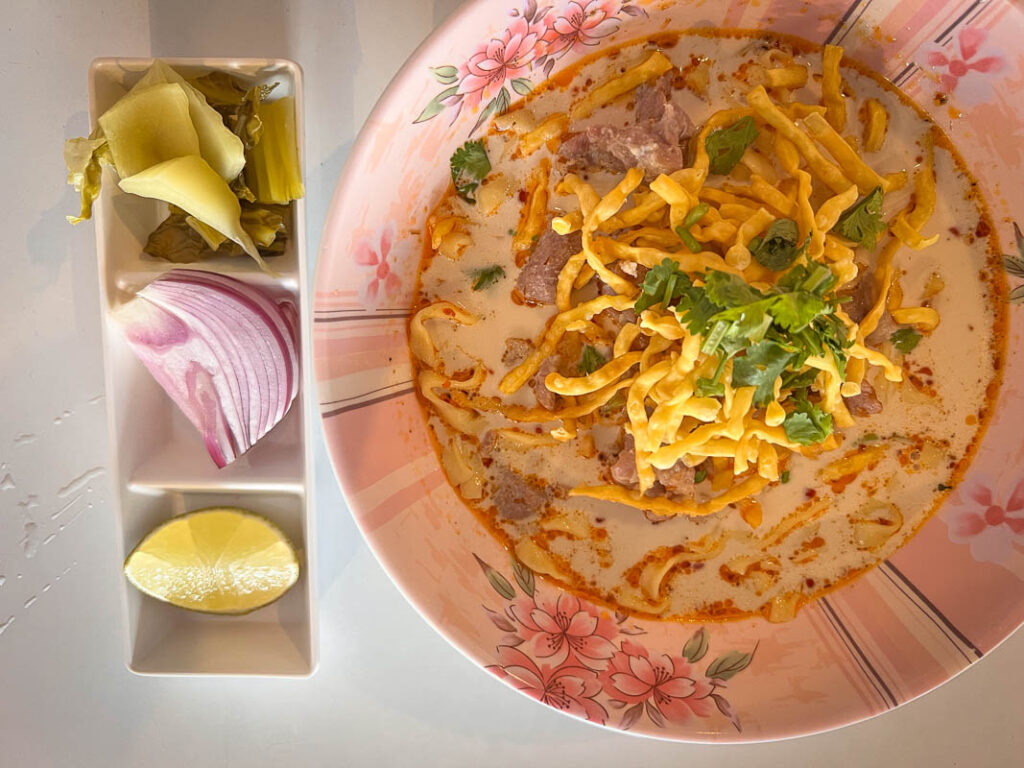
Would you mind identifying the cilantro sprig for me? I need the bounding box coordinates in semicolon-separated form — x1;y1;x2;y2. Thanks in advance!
749;218;807;271
783;393;834;445
834;187;886;249
632;260;849;443
449;139;491;203
578;345;607;375
705;116;759;175
889;327;922;353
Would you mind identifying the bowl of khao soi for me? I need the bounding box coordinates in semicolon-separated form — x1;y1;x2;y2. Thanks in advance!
314;0;1024;742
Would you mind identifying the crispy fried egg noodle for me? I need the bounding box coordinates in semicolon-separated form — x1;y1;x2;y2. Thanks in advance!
409;32;1002;623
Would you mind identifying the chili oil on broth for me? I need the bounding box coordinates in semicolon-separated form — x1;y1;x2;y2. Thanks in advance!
411;30;1005;622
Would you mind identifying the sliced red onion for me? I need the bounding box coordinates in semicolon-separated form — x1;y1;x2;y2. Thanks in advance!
117;269;300;468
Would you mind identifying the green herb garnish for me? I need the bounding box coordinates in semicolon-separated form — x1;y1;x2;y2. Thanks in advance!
450;139;491;203
783;395;834;445
834;187;886;249
780;469;791;484
749;218;806;271
675;203;710;253
634;258;691;313
694;468;708;484
937;483;953;491
861;432;879;442
632;260;849;428
600;391;627;416
731;340;795;406
695;377;725;397
705;116;759;175
890;327;922;353
578;345;607;375
471;265;505;291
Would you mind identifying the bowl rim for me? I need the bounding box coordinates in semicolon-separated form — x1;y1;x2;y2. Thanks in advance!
312;0;1024;742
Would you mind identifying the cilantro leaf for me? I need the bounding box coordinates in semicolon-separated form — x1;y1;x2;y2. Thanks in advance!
471;264;505;290
600;391;626;415
781;367;819;391
450;139;491;203
578;345;607;375
731;341;795;405
780;469;791;484
768;291;827;332
783;397;834;445
693;467;708;484
705;116;759;175
749;218;806;271
695;377;725;397
890;327;922;353
834;187;886;249
776;262;837;295
703;270;765;307
634;258;692;313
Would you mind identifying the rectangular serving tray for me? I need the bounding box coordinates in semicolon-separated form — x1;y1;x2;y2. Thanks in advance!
89;57;317;676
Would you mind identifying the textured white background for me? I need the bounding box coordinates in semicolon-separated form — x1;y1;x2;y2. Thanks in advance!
1;1;1023;765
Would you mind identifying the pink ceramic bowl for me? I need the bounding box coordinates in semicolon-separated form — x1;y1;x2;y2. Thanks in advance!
314;0;1024;741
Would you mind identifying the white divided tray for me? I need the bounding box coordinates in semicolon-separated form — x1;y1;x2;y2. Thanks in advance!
89;58;316;676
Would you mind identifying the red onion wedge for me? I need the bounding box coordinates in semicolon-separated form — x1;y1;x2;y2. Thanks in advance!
116;269;299;467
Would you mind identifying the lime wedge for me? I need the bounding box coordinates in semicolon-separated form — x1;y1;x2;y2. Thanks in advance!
124;507;299;614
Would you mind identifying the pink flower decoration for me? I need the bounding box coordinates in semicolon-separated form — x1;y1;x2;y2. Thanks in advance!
457;15;540;109
923;27;1004;100
948;473;1024;564
541;0;622;59
600;640;716;725
492;644;608;724
510;591;618;667
353;226;401;305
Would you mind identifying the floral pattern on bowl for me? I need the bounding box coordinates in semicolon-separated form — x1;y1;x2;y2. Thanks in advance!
315;0;1024;742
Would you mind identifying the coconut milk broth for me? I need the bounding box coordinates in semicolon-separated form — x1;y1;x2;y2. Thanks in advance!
413;31;1005;620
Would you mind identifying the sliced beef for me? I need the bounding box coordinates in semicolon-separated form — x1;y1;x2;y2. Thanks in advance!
634;73;695;146
502;337;533;367
866;311;898;348
561;75;694;180
516;228;582;305
489;465;549;520
561;125;685;180
608;433;695;499
532;355;560;411
840;270;876;324
596;307;638;337
653;461;696;500
839;269;898;345
845;377;883;417
609;434;639;488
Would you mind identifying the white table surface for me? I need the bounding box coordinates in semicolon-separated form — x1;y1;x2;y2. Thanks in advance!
2;1;1023;765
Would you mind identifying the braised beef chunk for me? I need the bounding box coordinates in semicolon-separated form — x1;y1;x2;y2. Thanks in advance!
560;75;694;180
653;460;696;500
489;465;548;520
845;377;883;417
840;270;876;323
634;73;695;145
516;228;582;304
866;312;898;348
532;355;560;411
609;433;639;488
561;125;685;180
839;269;897;345
596;306;638;336
502;337;533;367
